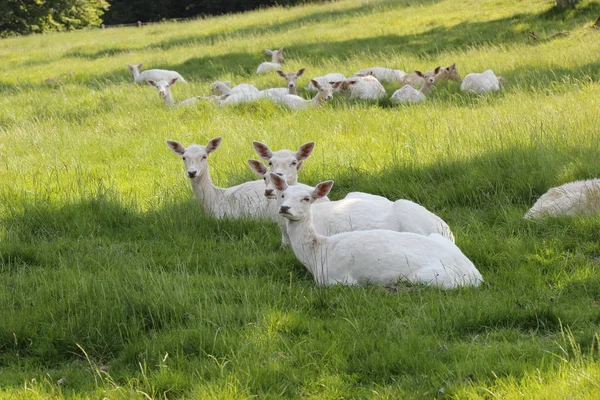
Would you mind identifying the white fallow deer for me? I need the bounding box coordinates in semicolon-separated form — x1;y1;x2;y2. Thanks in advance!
277;80;334;109
525;179;600;219
256;48;285;74
268;173;455;241
127;63;187;84
247;140;328;246
148;78;212;107
259;68;306;101
166;137;278;220
390;68;439;104
272;174;483;288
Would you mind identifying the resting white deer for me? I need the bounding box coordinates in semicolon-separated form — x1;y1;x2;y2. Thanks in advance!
307;73;346;91
277;80;334;109
524;179;600;219
256;48;284;74
271;174;482;288
267;173;455;239
147;78;208;107
259;68;306;101
247;140;327;246
460;70;502;94
332;74;387;100
390;69;439;104
127;63;187;84
166;137;278;220
354;67;407;83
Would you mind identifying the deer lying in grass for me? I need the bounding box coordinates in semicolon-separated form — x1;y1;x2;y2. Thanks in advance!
272;174;482;288
148;78;209;107
256;48;285;74
266;173;455;240
332;74;387;100
460;70;503;94
307;73;346;91
525;179;600;219
128;63;187;84
247;140;328;246
354;67;407;83
390;69;438;104
166;137;278;220
259;68;306;101
276;80;334;109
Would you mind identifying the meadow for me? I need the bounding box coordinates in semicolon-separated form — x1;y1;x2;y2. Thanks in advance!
1;0;600;398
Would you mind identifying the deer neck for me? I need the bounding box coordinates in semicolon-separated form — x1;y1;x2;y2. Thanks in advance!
191;167;226;216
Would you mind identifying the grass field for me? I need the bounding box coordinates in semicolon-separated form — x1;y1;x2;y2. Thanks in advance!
1;0;600;398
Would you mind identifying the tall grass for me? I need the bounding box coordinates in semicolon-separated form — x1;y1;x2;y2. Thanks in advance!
1;0;600;398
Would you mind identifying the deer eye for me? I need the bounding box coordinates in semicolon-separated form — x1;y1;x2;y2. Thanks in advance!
281;194;284;199
202;156;207;159
291;161;297;166
303;197;310;202
182;157;186;161
268;161;272;166
263;177;266;181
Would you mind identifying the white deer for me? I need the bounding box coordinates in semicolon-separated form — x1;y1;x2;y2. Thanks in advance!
127;63;187;84
272;175;483;288
267;173;455;241
256;48;285;74
166;137;278;220
147;78;209;107
525;179;600;219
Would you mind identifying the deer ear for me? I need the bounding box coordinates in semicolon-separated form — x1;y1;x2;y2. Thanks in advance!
276;70;286;78
296;160;304;171
265;49;273;55
137;63;143;70
167;140;186;155
434;66;441;74
296;142;315;161
169;77;178;86
312;181;333;200
415;71;423;77
278;47;284;53
450;63;456;70
332;81;342;89
270;173;287;191
247;159;268;176
310;79;320;89
297;68;306;77
126;64;133;71
206;137;222;154
348;79;358;85
253;141;273;160
147;80;157;87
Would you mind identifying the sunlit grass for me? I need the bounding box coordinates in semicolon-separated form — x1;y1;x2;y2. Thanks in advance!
1;0;600;398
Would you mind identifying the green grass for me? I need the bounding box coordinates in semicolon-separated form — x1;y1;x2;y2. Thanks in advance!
1;0;600;398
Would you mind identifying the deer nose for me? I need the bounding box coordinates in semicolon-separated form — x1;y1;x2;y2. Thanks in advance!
279;205;291;214
187;171;197;178
275;172;284;177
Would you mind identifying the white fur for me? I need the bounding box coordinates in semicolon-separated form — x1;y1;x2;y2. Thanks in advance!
127;63;186;84
525;179;600;219
355;67;406;83
256;48;285;74
166;138;279;220
147;78;205;107
270;174;455;241
277;80;334;109
247;140;326;247
460;70;501;94
307;73;346;91
275;178;482;288
259;68;306;100
390;69;438;104
333;75;387;100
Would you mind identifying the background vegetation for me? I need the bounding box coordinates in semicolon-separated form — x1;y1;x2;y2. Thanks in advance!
1;0;600;398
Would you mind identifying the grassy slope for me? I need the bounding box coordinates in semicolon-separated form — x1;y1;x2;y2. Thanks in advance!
1;0;600;398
